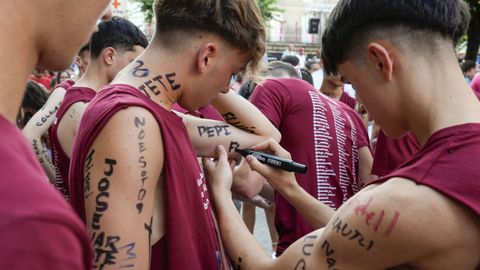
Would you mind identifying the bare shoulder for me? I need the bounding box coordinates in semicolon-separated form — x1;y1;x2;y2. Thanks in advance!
311;177;480;269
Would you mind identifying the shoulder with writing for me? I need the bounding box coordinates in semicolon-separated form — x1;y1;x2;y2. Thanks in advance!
315;177;480;269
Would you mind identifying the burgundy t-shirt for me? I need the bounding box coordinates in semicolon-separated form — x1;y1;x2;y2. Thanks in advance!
172;103;223;121
339;91;357;110
368;124;480;245
371;130;420;177
50;86;96;200
250;78;363;255
0;115;91;269
69;84;227;270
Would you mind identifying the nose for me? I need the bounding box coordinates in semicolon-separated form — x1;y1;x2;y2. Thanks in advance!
101;6;113;21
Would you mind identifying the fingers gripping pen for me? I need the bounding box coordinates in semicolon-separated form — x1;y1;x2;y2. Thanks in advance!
236;149;307;174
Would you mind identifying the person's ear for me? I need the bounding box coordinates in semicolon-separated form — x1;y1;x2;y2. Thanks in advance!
196;43;217;74
102;47;116;66
367;42;394;82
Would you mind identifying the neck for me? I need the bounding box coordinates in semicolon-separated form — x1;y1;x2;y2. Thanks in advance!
402;57;480;145
74;62;110;91
113;45;184;110
321;85;343;100
0;6;38;124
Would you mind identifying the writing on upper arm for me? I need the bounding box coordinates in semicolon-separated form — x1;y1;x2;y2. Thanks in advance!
228;141;240;152
135;116;148;214
222;112;256;133
35;103;61;126
88;157;138;269
292;233;319;270
352;197;400;237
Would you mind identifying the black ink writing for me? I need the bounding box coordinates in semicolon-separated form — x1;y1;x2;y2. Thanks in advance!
91;159;117;230
302;234;318;256
294;259;306;270
132;60;149;77
331;217;374;251
138;73;182;98
84;149;95;199
92;231;120;269
135;116;148;214
165;73;181;91
228;141;240;152
198;125;232;138
222;112;256;133
145;216;153;263
321;240;338;270
36;105;60;126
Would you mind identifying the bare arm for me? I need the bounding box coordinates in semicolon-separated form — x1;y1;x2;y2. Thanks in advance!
180;89;281;157
85;107;163;269
246;139;335;229
357;146;374;188
57;101;89;158
205;148;480;270
22;87;67;182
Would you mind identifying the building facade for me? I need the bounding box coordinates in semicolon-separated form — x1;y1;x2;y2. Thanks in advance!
268;0;338;44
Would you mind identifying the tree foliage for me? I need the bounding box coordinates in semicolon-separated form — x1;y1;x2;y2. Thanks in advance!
466;0;480;61
134;0;279;23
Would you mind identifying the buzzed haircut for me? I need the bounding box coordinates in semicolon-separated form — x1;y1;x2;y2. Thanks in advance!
260;61;301;79
90;16;149;59
153;0;266;73
322;0;471;75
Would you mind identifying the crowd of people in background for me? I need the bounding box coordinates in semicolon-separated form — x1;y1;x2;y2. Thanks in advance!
1;0;479;269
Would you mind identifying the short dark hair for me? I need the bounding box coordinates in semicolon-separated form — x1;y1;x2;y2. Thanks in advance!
153;0;266;74
260;61;301;79
281;55;300;67
300;69;314;86
305;61;320;72
461;60;476;73
90;16;148;59
322;0;471;75
79;43;90;55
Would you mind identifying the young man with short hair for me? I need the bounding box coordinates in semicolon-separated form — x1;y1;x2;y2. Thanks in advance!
204;0;480;269
23;44;91;182
50;17;148;200
248;61;372;256
0;1;112;268
69;1;280;269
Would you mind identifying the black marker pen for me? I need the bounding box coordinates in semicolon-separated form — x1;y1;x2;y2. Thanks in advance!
236;149;307;174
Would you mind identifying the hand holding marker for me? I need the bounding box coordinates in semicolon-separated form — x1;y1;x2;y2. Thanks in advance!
236;149;307;174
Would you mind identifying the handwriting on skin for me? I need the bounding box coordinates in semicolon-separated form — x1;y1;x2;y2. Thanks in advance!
222;112;256;133
91;158;117;230
321;240;339;270
135;116;148;214
353;197;400;237
198;125;232;138
92;231;137;269
292;234;318;270
228;141;240;152
331;217;374;251
84;149;95;199
36;105;60;126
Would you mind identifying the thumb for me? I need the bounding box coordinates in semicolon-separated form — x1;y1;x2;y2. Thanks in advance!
202;157;214;171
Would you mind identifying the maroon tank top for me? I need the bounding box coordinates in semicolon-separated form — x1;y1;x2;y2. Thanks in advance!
49;86;96;200
369;123;480;216
371;130;420;177
69;84;228;270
